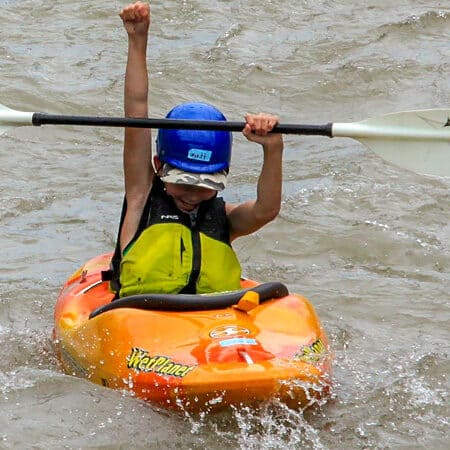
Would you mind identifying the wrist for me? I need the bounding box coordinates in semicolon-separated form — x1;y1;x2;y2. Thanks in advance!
263;141;283;153
128;32;148;45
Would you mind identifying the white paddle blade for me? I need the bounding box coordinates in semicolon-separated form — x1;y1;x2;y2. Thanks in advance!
0;104;34;136
332;109;450;178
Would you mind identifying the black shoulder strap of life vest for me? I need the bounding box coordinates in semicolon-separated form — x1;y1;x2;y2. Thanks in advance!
101;180;158;294
101;195;127;294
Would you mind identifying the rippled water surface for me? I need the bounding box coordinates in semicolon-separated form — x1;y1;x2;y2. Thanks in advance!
1;0;449;448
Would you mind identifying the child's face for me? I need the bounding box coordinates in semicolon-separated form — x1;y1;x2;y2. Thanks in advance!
164;182;217;213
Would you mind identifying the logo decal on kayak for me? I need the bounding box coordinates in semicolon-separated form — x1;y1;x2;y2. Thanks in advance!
295;338;326;362
127;348;195;377
209;325;250;339
219;337;257;347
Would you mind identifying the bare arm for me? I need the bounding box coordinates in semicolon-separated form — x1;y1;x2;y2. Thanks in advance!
119;2;153;251
227;113;283;240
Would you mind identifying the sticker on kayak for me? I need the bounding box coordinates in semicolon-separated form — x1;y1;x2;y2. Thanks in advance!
219;338;257;347
127;348;195;377
209;325;251;339
295;338;326;362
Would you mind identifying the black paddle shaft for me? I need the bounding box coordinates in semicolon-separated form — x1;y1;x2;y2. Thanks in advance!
32;113;333;136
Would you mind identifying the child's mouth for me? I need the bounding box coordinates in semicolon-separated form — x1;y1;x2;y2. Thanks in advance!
178;200;197;212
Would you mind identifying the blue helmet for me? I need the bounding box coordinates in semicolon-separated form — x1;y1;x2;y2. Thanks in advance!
156;102;232;173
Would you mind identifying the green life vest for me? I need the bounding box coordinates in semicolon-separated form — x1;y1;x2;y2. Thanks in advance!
118;178;241;297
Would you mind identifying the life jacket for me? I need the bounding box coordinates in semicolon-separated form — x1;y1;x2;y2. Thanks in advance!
105;178;241;297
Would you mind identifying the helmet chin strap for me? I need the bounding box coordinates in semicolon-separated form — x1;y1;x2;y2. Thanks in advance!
153;154;162;173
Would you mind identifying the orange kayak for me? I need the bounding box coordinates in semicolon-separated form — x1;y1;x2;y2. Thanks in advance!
53;253;332;412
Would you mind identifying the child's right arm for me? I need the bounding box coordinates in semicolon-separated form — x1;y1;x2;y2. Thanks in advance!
119;1;153;252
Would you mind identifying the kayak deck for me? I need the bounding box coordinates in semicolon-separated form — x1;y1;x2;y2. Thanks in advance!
53;253;332;412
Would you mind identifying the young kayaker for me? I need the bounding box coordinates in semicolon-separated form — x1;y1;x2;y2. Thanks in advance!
109;1;284;297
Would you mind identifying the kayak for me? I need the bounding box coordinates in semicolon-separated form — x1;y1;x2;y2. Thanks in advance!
53;253;332;413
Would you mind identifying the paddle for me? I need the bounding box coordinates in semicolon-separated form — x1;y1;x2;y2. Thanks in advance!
1;103;449;177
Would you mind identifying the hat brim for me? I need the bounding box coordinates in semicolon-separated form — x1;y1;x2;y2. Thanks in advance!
160;164;227;191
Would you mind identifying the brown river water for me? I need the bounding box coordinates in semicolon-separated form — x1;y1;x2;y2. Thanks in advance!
0;0;449;448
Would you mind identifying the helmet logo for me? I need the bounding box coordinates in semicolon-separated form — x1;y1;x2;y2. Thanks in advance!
188;148;212;162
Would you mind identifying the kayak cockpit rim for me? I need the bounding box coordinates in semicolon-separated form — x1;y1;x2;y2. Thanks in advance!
89;281;289;318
